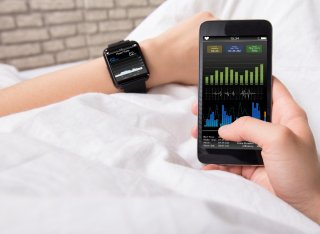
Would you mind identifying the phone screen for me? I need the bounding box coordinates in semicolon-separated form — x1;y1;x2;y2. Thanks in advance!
200;36;268;150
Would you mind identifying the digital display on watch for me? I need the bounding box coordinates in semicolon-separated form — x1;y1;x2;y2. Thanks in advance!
105;43;149;84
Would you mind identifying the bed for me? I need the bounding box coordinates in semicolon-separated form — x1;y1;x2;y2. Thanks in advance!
0;0;320;233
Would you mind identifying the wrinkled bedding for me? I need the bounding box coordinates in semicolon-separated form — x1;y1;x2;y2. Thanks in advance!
0;0;320;233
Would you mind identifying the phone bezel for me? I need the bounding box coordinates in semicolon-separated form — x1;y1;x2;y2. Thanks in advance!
198;20;272;165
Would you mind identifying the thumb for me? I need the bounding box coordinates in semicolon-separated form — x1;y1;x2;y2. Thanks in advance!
218;116;291;150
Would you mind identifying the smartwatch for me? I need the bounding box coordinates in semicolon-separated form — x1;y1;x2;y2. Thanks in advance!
103;40;149;93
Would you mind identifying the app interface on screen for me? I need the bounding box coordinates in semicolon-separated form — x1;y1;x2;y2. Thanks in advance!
201;36;268;150
106;43;148;83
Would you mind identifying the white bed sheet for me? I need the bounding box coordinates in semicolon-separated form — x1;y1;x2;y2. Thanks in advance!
0;0;320;233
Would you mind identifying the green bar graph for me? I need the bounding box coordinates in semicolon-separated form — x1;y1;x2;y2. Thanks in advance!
220;72;223;85
245;70;248;85
230;69;234;85
260;64;264;85
225;67;229;85
255;66;259;85
235;72;238;85
215;70;219;82
204;64;264;86
240;75;244;85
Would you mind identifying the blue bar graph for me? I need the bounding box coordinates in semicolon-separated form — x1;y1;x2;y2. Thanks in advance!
251;102;261;119
204;102;264;127
205;112;219;127
221;105;232;126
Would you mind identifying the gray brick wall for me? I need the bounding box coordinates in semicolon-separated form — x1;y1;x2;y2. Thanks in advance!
0;0;165;70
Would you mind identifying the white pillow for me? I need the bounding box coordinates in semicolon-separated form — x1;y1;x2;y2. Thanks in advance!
0;64;21;88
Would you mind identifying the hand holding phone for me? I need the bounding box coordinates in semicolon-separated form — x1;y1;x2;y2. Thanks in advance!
193;77;320;224
196;19;320;223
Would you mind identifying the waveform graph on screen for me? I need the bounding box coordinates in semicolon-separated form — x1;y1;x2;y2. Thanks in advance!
115;66;143;78
204;86;264;101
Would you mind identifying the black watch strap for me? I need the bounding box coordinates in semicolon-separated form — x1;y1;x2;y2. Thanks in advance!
107;40;148;93
107;40;132;51
122;78;147;93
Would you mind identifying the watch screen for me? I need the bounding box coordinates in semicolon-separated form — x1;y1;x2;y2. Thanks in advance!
201;36;268;150
106;43;148;84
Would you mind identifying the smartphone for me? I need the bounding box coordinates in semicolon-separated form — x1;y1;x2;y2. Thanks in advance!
198;20;272;165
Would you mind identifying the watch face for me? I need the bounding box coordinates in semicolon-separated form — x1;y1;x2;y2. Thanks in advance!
105;43;149;85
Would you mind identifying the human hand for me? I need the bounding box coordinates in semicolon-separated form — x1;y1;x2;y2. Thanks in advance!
191;77;320;224
142;11;216;87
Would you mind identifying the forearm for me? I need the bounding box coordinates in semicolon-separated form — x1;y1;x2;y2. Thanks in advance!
0;12;214;117
0;39;172;117
0;57;111;116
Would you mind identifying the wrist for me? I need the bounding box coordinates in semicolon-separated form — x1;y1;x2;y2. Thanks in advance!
140;38;178;89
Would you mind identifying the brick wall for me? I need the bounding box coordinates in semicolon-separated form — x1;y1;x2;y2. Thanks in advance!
0;0;165;70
